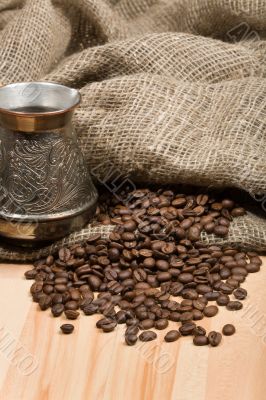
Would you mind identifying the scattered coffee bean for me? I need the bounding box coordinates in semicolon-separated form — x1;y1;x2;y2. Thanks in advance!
64;310;80;320
125;334;138;346
154;319;169;330
51;304;64;317
26;187;262;350
222;324;236;336
203;305;219;318
60;324;74;334
233;288;247;300
139;331;157;342
193;336;209;346
164;330;181;342
208;331;222;347
226;301;243;311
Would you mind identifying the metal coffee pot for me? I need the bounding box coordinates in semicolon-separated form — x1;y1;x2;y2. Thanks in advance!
0;82;98;244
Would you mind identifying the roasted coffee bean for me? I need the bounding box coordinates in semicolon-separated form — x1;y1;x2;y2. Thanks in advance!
203;305;218;317
208;331;222;347
60;324;74;334
193;310;203;320
39;295;52;311
246;263;260;273
213;225;229;237
125;334;138;346
30;282;43;295
164;330;181;342
88;275;102;290
219;283;234;295
180;311;193;322
51;304;64;317
157;272;171;282
65;301;79;311
182;289;198;300
101;320;117;332
179;322;196;336
188;226;201;241
116;310;127;324
233;288;247;300
193;336;209;346
216;294;230;306
139;319;154;330
25;269;37;280
65;310;80;320
204;292;220;301
226;301;243;311
196;284;212;295
169;312;181;322
231;207;245;217
154;319;169;330
193;299;206;311
138;330;157;342
222;324;236;336
178;273;194;284
193;326;206;336
83;304;98;315
96;317;115;329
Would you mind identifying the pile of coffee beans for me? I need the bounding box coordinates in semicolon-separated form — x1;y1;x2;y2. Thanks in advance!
25;188;262;347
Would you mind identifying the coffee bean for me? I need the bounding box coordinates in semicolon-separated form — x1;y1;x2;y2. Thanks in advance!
204;292;220;301
226;301;243;311
196;284;212;295
246;263;260;273
101;320;117;332
83;304;98;315
39;295;52;311
222;324;236;336
139;319;154;330
60;324;74;334
25;269;37;280
178;273;194;283
193;336;209;346
139;331;157;342
188;226;201;241
179;322;196;336
88;275;102;290
157;272;171;282
154;319;169;330
208;331;222;347
204;222;215;233
231;208;245;217
222;199;234;209
216;294;230;306
164;330;181;342
193;326;206;336
193;310;203;320
213;225;229;237
180;311;193;322
233;288;247;300
65;301;79;311
203;305;218;317
51;304;64;317
65;310;80;320
125;334;138;346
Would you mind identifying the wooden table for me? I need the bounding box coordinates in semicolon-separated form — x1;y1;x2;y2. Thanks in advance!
0;258;265;400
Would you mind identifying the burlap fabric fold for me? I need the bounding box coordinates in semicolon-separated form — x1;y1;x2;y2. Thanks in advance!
0;0;265;261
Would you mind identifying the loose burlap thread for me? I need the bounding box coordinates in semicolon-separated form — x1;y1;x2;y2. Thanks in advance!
0;0;265;261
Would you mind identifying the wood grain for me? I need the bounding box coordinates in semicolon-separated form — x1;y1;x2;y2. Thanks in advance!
0;258;265;400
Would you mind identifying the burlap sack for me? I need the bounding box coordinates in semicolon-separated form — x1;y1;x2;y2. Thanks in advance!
0;0;265;261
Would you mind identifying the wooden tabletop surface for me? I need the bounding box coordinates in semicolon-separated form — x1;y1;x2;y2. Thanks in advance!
0;258;265;400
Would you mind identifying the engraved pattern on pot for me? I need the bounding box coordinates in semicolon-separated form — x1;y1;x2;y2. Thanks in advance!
0;133;94;215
